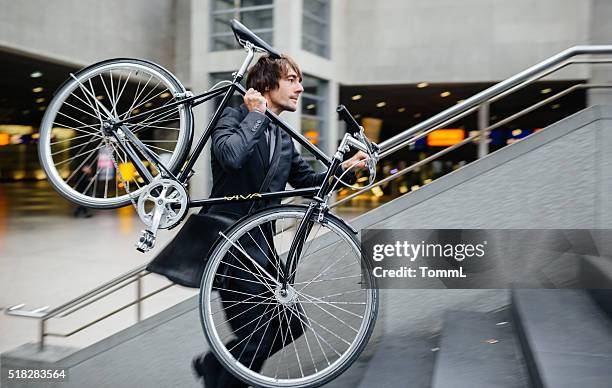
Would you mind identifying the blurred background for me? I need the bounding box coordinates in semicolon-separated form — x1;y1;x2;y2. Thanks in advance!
1;1;611;387
1;0;610;207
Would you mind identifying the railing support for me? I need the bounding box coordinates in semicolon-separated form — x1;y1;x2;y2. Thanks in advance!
39;319;46;351
478;102;490;158
136;274;143;322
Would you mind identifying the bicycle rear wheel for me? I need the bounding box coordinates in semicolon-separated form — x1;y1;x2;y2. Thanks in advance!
199;205;378;388
38;58;193;209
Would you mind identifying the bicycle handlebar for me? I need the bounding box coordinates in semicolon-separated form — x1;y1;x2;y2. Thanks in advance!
336;105;361;135
336;105;379;157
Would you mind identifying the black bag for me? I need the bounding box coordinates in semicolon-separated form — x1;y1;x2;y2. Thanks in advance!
145;212;237;288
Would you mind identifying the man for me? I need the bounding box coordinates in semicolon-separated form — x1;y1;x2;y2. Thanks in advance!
192;54;367;388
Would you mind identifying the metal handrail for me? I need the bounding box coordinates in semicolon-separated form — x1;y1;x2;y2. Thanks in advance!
331;81;612;208
5;263;178;350
6;45;612;351
331;46;612;207
378;46;612;158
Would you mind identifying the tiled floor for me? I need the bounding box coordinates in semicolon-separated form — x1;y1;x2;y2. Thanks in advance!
0;181;369;354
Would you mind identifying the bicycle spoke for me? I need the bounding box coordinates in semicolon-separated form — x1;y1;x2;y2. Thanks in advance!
114;70;133;114
50;131;101;146
213;286;274;300
86;77;111;119
70;147;99;190
97;73;113;115
287;301;353;347
120;73;152;120
128;107;179;134
221;253;276;294
55;141;105;167
298;300;366;305
83;166;102;196
314;289;365;300
294;303;318;373
283;302;342;359
61;99;105;123
293;274;361;286
138;125;181;131
109;70;117;115
282;306;304;377
288;223;325;280
64;138;101;184
123;79;164;116
297;292;361;334
129;87;170;117
220;232;281;288
249;229;284;279
226;303;285;352
296;249;352;293
140;143;173;154
69;87;104;121
54;114;104;137
296;289;364;320
51;135;102;156
248;304;280;370
274;307;291;379
236;302;276;363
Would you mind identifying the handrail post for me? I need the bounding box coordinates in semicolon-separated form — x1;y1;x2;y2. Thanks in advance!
478;102;490;158
136;273;142;322
39;319;46;351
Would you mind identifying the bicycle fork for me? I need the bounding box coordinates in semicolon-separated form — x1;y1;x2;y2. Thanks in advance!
280;202;318;293
280;157;342;293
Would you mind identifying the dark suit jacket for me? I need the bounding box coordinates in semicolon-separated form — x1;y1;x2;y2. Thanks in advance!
206;104;335;218
147;104;348;285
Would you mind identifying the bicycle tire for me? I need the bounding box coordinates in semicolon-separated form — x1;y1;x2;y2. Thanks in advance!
199;205;378;388
38;58;193;209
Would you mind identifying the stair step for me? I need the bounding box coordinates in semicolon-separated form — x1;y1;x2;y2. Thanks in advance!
431;310;528;388
580;255;612;317
357;336;438;388
512;289;612;388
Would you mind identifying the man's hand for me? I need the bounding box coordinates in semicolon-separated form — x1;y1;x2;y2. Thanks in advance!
342;151;368;171
244;88;267;114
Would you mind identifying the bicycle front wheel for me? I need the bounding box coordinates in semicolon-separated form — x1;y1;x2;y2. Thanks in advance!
38;58;193;209
199;205;378;388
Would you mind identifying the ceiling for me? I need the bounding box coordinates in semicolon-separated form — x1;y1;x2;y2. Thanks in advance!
0;51;79;126
340;81;586;142
0;49;587;143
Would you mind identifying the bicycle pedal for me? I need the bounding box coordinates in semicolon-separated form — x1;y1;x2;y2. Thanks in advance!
135;229;156;253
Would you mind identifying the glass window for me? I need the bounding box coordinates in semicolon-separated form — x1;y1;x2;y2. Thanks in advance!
209;72;244;111
210;0;274;52
301;75;328;166
302;0;330;58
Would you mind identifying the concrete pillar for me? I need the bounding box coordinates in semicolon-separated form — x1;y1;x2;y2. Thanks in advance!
187;0;212;199
588;0;612;106
275;0;302;133
173;0;192;87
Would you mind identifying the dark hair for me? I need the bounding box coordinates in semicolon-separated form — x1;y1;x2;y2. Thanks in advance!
246;54;302;92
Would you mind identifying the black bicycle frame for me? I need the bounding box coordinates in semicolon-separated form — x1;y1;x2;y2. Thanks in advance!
108;73;345;288
108;77;333;208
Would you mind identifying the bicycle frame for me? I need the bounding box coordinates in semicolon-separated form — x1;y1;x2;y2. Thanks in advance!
103;51;352;288
107;76;333;210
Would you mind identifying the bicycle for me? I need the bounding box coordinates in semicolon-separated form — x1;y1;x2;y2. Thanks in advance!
38;19;380;388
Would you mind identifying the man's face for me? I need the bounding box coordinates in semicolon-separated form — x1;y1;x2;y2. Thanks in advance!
265;67;304;114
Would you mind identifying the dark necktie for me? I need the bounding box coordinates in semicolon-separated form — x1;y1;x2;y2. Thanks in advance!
265;125;275;163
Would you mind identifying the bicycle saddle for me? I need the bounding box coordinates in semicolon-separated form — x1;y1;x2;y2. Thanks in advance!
231;19;281;59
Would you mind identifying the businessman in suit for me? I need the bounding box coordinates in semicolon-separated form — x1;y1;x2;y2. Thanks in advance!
193;54;367;388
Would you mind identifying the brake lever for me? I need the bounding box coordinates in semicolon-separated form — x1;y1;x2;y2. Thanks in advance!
354;128;379;185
